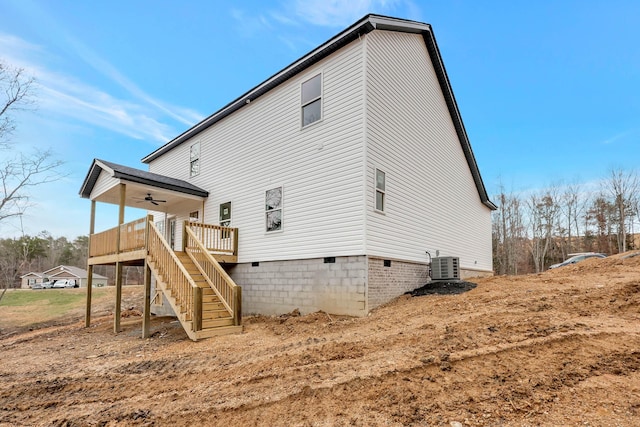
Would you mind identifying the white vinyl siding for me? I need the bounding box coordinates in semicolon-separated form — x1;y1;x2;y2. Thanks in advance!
89;170;119;200
149;38;367;262
364;31;493;272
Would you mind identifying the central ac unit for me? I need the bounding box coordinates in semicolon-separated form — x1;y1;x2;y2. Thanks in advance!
431;256;460;281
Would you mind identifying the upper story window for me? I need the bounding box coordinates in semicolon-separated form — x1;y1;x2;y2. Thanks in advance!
190;142;200;177
375;169;385;212
265;187;283;232
301;74;322;127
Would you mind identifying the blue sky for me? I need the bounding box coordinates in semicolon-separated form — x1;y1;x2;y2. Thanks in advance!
0;0;638;238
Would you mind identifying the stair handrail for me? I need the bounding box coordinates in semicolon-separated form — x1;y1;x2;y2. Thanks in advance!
184;224;242;326
147;221;199;323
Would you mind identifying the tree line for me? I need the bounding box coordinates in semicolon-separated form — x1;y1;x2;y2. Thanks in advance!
492;168;639;274
0;232;145;288
0;233;88;287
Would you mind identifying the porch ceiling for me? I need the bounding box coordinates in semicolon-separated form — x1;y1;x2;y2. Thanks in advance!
79;159;208;212
95;181;205;212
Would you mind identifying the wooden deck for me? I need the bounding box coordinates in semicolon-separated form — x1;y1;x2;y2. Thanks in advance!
86;217;241;340
88;218;238;265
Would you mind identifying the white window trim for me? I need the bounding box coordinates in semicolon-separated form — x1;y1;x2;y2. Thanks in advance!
301;73;323;129
190;141;200;178
265;185;284;233
374;168;386;214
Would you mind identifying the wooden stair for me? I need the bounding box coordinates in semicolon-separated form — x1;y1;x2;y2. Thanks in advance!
152;252;242;340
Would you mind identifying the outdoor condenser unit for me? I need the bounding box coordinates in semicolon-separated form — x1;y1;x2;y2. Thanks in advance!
431;256;460;281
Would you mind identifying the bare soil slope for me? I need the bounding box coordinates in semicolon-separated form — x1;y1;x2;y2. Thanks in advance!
1;254;639;426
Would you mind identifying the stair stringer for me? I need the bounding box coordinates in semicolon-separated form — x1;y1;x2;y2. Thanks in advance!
147;258;198;341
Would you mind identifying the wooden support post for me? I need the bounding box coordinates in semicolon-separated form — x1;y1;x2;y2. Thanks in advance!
114;261;123;333
116;184;126;253
233;286;242;326
142;215;152;339
85;200;96;328
193;287;203;331
142;262;151;338
114;184;126;334
182;220;188;253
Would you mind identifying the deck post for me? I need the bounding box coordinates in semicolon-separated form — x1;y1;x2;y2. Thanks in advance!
182;221;188;253
114;262;123;333
142;215;152;339
142;262;151;338
85;200;96;328
193;287;202;331
233;286;242;326
114;184;126;334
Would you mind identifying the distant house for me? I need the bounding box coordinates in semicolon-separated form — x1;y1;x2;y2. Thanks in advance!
20;266;108;289
80;15;496;340
20;272;44;289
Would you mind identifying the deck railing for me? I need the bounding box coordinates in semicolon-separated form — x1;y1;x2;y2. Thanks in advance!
89;226;118;257
89;217;147;257
187;222;238;255
89;218;239;260
185;225;242;326
147;221;196;321
119;217;147;252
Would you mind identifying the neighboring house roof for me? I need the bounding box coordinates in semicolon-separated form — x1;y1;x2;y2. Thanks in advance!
79;159;209;199
141;14;496;210
42;265;107;280
20;272;43;279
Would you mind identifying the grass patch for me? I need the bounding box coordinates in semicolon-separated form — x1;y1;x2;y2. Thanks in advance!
0;288;119;330
1;289;86;308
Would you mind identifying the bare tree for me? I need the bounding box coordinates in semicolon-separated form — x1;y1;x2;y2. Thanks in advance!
603;168;639;253
560;182;585;256
0;60;35;147
526;189;560;272
0;60;63;225
492;186;525;275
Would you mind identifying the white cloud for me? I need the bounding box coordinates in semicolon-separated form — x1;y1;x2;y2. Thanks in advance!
230;0;422;53
601;130;633;145
0;32;202;145
290;0;401;27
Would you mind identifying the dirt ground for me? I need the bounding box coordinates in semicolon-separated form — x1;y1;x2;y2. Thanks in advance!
1;254;640;427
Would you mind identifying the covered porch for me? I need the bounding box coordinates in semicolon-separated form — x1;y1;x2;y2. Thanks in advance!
79;159;241;340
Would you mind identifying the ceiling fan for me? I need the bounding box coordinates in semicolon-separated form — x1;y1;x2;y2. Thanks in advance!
135;193;167;206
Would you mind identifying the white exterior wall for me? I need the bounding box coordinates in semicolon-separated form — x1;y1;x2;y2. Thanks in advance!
364;31;493;273
90;170;118;200
149;39;367;262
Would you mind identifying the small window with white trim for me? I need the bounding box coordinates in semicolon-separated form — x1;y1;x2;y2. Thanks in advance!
190;142;200;177
265;187;283;232
375;169;386;212
301;74;322;127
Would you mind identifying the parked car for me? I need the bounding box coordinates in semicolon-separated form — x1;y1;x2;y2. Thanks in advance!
41;281;54;289
51;279;77;288
31;283;43;290
548;253;606;269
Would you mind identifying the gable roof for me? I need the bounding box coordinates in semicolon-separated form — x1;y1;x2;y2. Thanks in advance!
79;159;209;199
141;14;496;210
42;265;107;280
20;272;43;279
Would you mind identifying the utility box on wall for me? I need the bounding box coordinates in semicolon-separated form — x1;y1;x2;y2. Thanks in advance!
431;257;460;281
